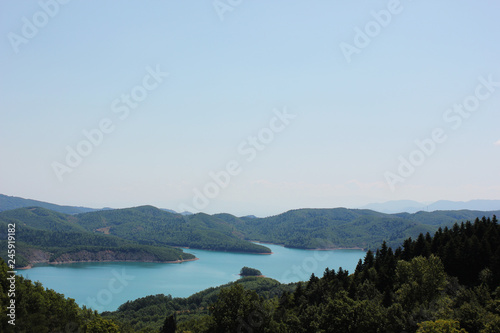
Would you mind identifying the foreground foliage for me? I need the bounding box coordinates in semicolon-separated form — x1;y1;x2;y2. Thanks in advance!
2;213;499;332
105;215;500;332
102;277;295;332
0;259;120;332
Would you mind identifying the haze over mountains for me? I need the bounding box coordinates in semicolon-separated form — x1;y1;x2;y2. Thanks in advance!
359;199;500;214
2;194;500;216
0;194;101;214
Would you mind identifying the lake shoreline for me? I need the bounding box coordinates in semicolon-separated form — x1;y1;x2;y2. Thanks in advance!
307;247;366;251
177;246;273;255
19;246;277;270
16;242;366;312
17;257;200;270
251;240;365;251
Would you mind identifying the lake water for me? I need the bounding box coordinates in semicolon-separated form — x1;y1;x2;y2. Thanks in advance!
17;244;365;312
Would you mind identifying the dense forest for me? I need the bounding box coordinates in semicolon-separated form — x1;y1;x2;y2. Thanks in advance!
217;208;500;250
74;206;271;254
0;207;195;267
99;215;500;332
1;214;499;331
0;193;99;214
3;205;500;269
102;277;295;332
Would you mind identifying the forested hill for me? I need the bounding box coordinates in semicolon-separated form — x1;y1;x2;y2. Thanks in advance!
0;206;272;268
102;276;294;332
2;205;500;331
0;193;99;214
101;214;500;332
221;208;500;250
2;205;500;266
0;207;195;268
200;214;500;332
74;206;271;254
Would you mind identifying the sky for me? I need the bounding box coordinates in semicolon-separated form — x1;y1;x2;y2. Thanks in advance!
1;0;499;217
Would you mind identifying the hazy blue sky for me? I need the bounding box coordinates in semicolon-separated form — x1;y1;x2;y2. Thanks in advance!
1;1;499;216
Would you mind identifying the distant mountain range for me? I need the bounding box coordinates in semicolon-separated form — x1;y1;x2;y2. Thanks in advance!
358;199;500;214
0;194;101;214
3;194;499;216
0;194;191;215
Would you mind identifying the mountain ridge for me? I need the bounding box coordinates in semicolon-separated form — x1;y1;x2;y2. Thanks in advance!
2;193;500;217
0;206;196;268
2;194;499;268
358;199;500;214
0;194;100;215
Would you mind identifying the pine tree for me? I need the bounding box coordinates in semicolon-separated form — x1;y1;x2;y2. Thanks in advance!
160;313;176;333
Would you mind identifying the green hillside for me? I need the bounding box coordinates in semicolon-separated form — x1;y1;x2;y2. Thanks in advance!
74;206;271;254
102;215;500;332
0;207;194;268
0;194;98;214
2;208;500;332
394;209;500;226
221;208;436;249
102;276;295;332
2;205;499;268
0;206;86;232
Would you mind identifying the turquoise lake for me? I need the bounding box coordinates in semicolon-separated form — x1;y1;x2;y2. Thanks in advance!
17;244;365;312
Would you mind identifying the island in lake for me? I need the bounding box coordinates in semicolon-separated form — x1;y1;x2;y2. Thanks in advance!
240;266;263;277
